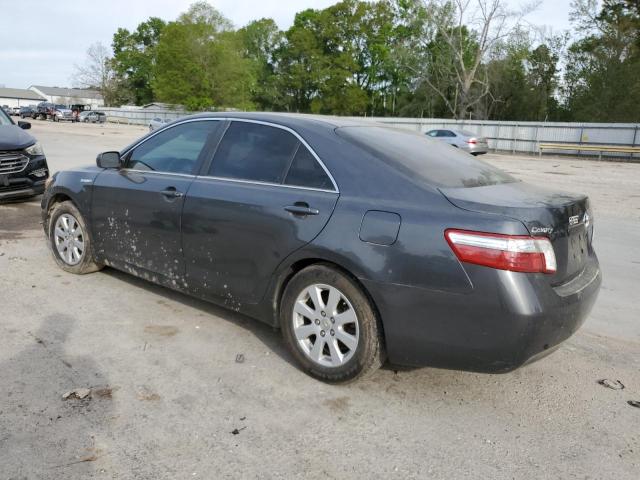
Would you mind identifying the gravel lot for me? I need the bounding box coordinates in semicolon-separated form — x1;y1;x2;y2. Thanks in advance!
1;120;639;479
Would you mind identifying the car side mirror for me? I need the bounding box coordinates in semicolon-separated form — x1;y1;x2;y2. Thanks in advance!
96;151;122;169
18;121;31;130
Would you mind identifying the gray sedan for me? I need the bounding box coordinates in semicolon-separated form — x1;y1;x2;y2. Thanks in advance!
426;128;489;155
41;113;599;383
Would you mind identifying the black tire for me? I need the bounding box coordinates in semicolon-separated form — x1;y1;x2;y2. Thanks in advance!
47;201;102;275
280;264;385;383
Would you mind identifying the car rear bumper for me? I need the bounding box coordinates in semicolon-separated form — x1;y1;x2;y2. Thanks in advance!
363;253;601;372
464;144;489;155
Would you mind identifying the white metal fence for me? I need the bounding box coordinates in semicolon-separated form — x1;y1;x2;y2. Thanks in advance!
101;108;640;159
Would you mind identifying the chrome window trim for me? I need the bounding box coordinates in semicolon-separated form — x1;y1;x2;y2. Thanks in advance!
194;174;339;194
220;118;339;193
121;118;224;156
121;116;339;193
120;169;197;179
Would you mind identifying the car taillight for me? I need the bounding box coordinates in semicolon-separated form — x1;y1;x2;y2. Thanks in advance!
445;229;556;274
467;138;477;144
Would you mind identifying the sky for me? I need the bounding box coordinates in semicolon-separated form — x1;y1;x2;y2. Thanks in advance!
0;0;574;89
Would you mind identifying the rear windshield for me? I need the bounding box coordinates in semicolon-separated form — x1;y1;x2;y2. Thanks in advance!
336;126;516;188
458;129;477;137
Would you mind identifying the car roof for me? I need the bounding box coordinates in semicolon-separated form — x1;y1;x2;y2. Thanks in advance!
187;111;372;131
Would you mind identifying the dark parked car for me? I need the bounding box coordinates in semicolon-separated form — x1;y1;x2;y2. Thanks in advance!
0;107;49;201
19;106;36;119
41;113;601;382
426;128;489;155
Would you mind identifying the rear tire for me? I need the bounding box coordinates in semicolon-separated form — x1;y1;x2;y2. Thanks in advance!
47;201;102;275
280;264;385;383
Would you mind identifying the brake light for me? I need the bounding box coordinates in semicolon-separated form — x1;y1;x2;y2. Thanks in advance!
445;229;556;274
467;138;477;144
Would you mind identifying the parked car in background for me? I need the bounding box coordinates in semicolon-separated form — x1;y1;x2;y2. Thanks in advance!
35;102;62;120
79;111;106;123
53;107;77;122
0;107;49;201
10;107;20;116
149;117;171;132
41;113;600;383
1;105;11;116
426;129;489;155
19;106;36;119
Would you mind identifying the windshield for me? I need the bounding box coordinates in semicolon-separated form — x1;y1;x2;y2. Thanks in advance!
0;108;13;126
337;126;516;189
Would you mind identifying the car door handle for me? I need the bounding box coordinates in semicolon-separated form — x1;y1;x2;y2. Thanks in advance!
161;188;184;198
284;204;319;216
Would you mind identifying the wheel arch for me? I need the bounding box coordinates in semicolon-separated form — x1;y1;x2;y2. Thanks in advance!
44;192;72;223
43;190;83;233
270;257;386;345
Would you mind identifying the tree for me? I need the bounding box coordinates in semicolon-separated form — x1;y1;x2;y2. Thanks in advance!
276;8;328;113
525;43;560;121
153;2;254;110
403;0;539;119
239;18;286;110
562;0;640;122
73;42;120;106
112;17;166;105
276;1;403;116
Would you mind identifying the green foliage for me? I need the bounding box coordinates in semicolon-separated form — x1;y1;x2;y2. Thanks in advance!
238;18;286;111
112;17;166;105
152;3;254;111
98;0;638;122
563;0;640;122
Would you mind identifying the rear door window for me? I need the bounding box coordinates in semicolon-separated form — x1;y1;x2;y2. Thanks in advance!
284;145;334;190
209;121;299;183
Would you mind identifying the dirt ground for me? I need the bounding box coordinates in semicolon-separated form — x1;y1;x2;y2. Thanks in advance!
1;119;639;479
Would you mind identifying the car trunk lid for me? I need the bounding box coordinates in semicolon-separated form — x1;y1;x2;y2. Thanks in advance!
440;181;592;285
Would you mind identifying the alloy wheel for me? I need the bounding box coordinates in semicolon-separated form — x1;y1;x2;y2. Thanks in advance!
292;284;359;368
53;214;85;266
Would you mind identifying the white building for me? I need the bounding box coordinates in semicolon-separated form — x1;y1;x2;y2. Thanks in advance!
0;88;45;108
28;85;104;109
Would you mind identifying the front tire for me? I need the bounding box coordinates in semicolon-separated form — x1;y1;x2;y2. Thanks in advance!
280;264;385;383
47;201;102;274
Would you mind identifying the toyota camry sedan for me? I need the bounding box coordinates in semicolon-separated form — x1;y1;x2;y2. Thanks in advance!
41;113;601;383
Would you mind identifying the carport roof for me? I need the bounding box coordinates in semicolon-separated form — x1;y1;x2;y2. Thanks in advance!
30;85;103;100
0;88;45;101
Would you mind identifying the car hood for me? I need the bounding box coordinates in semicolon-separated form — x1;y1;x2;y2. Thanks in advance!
0;125;36;150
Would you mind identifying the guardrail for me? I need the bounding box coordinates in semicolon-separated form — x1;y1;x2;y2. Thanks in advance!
539;143;640;160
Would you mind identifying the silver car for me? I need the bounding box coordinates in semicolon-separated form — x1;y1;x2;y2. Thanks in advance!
426;128;489;155
149;117;171;132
